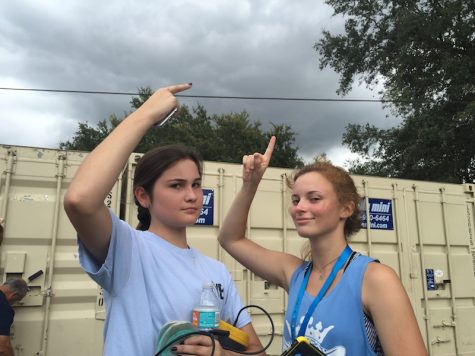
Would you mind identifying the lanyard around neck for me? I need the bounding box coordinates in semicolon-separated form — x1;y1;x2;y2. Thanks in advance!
290;245;352;340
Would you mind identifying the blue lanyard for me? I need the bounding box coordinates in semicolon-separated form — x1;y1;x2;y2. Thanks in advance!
290;245;352;340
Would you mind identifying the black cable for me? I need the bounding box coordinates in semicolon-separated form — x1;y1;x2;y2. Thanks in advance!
0;87;139;96
227;304;275;355
178;94;386;103
0;86;414;103
2;86;472;104
155;304;275;356
154;330;216;356
2;87;472;105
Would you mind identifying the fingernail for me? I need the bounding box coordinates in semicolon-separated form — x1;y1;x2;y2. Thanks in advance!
188;82;193;86
171;347;177;351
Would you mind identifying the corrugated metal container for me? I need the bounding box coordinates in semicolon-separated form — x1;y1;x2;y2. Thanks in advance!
0;145;122;355
350;176;475;355
1;145;474;355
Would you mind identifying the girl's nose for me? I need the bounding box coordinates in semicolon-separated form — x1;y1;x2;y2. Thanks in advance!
290;199;307;214
185;186;198;202
296;199;308;211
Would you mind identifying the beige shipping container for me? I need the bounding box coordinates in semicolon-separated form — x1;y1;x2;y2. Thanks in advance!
1;144;475;355
0;146;121;356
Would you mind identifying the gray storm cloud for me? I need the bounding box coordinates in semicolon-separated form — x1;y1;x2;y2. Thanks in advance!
0;0;399;165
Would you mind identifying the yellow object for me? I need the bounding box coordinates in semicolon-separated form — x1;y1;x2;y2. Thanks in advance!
219;320;249;348
296;336;310;344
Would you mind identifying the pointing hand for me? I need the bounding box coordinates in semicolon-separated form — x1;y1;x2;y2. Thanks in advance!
242;136;276;184
136;83;192;126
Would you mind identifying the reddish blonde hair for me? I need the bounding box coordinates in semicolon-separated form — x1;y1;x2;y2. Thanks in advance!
287;160;361;238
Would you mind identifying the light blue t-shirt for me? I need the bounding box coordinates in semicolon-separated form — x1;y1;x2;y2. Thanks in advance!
79;211;250;356
283;254;380;355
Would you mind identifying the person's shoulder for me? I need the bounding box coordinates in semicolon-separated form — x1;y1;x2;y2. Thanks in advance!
361;262;406;314
0;292;10;308
196;250;226;268
107;209;141;239
365;259;396;275
348;253;381;274
363;262;400;290
192;250;231;276
110;210;135;231
353;252;378;264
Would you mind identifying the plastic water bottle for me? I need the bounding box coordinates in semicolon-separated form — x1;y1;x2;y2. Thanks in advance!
192;282;220;330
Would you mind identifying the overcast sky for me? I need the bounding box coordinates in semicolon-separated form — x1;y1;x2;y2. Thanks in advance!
0;0;401;166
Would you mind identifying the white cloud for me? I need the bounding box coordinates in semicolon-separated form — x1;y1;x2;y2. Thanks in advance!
0;86;77;148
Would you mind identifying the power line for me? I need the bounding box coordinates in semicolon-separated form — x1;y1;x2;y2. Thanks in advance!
0;86;389;103
3;86;466;104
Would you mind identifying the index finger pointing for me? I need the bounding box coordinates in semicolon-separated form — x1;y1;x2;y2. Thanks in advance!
164;82;193;94
264;135;276;159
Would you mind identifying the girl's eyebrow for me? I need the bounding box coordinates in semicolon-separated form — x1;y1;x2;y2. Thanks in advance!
166;177;202;183
292;190;323;196
306;190;323;194
166;178;186;183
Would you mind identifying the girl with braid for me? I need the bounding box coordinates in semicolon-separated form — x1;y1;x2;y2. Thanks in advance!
64;83;263;356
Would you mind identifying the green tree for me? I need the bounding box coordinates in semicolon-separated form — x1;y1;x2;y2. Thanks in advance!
59;114;121;151
315;0;475;183
212;111;267;163
267;123;304;169
60;88;304;168
130;87;154;110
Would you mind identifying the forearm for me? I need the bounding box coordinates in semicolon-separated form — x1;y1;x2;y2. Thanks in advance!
237;323;265;356
218;182;259;247
65;111;153;213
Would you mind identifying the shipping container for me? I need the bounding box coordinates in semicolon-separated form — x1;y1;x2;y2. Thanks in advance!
1;145;474;355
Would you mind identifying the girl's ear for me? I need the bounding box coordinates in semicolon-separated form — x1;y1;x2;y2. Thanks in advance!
134;186;151;208
340;201;355;220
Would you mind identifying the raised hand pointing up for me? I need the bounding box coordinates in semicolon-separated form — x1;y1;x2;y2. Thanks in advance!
242;136;276;184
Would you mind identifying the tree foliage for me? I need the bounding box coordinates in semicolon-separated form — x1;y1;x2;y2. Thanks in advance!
60;87;304;168
59;114;121;152
315;0;475;183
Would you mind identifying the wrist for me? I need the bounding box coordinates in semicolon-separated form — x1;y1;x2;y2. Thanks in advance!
241;181;259;194
126;110;156;129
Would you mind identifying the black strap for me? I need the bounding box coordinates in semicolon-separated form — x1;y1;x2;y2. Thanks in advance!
343;251;357;272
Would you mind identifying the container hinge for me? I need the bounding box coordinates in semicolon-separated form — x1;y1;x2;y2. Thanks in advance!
431;336;451;345
434;320;456;328
42;288;55;298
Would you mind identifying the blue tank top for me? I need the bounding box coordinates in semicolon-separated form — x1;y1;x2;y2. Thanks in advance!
283;254;380;355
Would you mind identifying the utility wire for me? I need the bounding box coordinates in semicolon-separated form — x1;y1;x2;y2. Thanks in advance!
0;86;391;103
2;86;466;104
